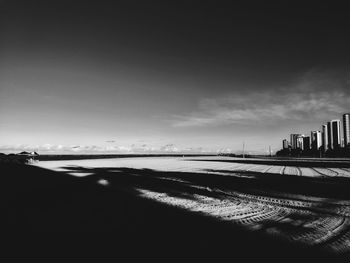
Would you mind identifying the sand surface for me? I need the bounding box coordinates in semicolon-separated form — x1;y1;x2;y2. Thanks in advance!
32;156;350;256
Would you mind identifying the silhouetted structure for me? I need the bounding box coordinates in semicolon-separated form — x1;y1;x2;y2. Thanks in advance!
311;131;322;150
322;124;328;152
343;113;350;147
328;120;341;150
296;135;305;150
303;136;310;151
282;139;289;149
280;113;350;158
290;134;301;150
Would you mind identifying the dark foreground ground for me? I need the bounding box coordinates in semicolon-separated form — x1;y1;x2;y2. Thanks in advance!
1;163;349;261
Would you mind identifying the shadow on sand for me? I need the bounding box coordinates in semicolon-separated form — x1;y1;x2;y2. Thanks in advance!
1;163;349;260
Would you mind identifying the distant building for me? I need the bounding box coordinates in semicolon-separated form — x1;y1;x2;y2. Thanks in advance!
296;135;304;150
343;113;350;147
327;120;341;150
281;113;350;156
290;134;301;149
303;136;310;151
333;120;341;149
311;131;322;150
327;121;332;149
290;134;297;149
322;124;328;152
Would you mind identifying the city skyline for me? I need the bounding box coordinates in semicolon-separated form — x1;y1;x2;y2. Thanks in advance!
1;1;350;154
282;113;350;155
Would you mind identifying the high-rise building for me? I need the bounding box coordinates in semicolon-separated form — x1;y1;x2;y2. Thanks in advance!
332;120;341;149
311;131;322;150
303;136;310;151
296;135;304;150
327;121;332;149
290;134;301;149
343;113;350;147
282;139;289;149
327;120;341;150
322;124;328;152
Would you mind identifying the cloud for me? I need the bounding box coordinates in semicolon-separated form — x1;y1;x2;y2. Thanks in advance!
0;143;210;154
159;144;179;152
171;70;350;127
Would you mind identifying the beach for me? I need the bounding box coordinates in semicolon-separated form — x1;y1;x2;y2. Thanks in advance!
1;155;349;259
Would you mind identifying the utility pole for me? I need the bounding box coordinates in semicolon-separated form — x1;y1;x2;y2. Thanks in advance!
269;146;272;157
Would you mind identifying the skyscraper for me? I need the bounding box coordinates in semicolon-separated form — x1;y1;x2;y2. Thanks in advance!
343;113;350;147
327;121;332;149
328;120;341;150
290;134;301;149
296;135;305;150
282;139;289;149
322;124;328;152
303;136;310;151
311;131;322;150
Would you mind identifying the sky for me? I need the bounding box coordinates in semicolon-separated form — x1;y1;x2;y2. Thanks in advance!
1;0;350;154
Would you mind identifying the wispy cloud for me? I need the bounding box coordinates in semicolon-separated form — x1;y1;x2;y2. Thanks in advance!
171;70;350;127
0;143;210;154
